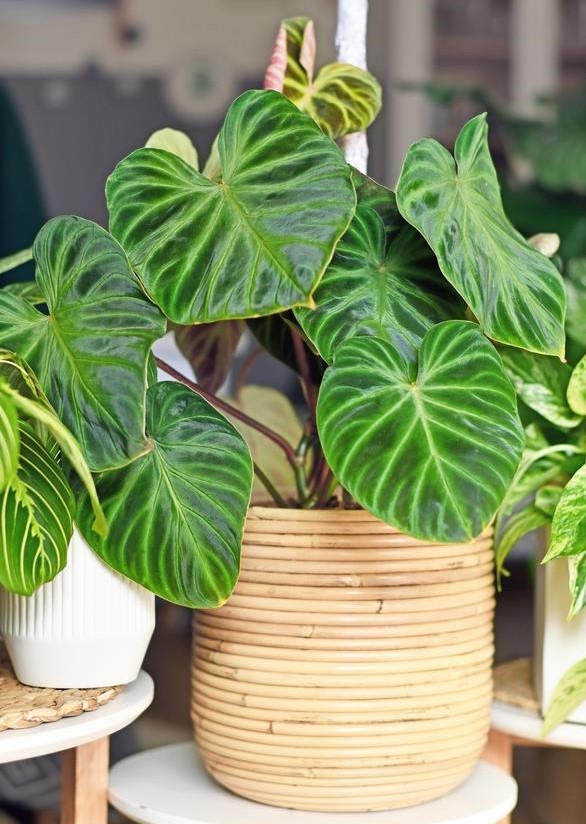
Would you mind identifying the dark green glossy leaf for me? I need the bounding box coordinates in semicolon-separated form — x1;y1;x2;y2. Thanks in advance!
317;321;524;542
543;657;586;735
501;348;581;428
264;17;381;139
107;90;356;325
544;462;586;561
296;171;461;363
76;382;253;608
172;320;245;394
0;425;74;595
0;216;166;471
396;114;566;358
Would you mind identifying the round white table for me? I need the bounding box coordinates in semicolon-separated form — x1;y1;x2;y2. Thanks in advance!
492;700;586;750
0;671;153;824
109;742;518;824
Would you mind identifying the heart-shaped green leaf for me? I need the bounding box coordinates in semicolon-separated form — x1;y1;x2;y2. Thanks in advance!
0;424;74;595
396;114;566;358
172;320;245;394
544;462;586;561
264;17;382;139
500;348;582;428
317;320;524;542
566;259;586;349
76;381;253;608
0;216;166;471
568;355;586;416
107;90;356;325
296;172;461;363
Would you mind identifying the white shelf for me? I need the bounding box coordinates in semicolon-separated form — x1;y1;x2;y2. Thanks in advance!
492;700;586;750
0;670;153;763
109;742;518;824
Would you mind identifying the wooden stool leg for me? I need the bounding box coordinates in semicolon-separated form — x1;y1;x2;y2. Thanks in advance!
61;737;110;824
482;729;514;824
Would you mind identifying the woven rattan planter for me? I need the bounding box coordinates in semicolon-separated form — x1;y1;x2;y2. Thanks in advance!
191;506;494;812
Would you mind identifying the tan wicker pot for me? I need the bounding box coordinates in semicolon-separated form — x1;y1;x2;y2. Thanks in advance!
191;506;495;812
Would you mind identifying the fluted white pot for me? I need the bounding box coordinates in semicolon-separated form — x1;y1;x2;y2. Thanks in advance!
0;529;155;688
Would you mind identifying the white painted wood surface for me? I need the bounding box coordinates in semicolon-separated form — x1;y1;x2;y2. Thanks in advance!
492;696;586;749
109;743;518;824
0;671;153;763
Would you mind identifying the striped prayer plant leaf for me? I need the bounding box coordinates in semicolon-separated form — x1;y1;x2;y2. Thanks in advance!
295;171;461;364
76;382;253;608
0;392;19;492
0;351;106;536
500;348;582;429
0;424;74;596
107;90;356;325
264;17;382;139
317;320;524;542
0;216;166;472
396;114;566;358
543;658;586;735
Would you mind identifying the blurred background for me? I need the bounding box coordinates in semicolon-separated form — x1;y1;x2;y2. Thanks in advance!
0;1;585;823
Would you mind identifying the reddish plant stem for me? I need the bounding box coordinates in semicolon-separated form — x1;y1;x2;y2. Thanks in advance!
291;331;318;426
155;357;298;471
233;345;264;401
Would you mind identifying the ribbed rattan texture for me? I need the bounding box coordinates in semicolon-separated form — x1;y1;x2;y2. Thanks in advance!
191;507;495;812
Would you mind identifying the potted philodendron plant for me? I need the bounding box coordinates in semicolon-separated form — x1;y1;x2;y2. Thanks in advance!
0;14;567;812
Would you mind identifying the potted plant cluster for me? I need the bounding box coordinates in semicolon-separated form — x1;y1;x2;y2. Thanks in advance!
494;297;586;735
0;12;568;812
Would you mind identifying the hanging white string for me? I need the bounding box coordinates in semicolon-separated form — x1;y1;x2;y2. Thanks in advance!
335;0;369;172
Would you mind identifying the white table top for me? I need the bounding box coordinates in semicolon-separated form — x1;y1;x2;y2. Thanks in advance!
109;743;518;824
492;699;586;749
0;670;153;763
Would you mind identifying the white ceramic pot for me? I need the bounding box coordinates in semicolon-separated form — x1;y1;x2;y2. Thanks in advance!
535;551;586;724
0;529;155;688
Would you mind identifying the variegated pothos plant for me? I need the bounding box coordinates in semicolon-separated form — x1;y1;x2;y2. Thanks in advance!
0;18;567;617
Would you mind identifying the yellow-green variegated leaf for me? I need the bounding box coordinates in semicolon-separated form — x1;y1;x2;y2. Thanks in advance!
568;355;586;416
76;382;253;608
501;348;582;428
317;321;524;542
264;17;381;139
544;462;586;562
495;505;550;577
0;216;166;471
396;114;566;358
107;90;355;325
0;391;19;492
543;658;586;735
0;425;74;595
145;128;198;170
295;171;461;363
568;553;586;618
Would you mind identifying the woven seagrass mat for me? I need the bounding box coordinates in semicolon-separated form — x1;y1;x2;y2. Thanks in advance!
0;643;122;732
494;657;540;712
